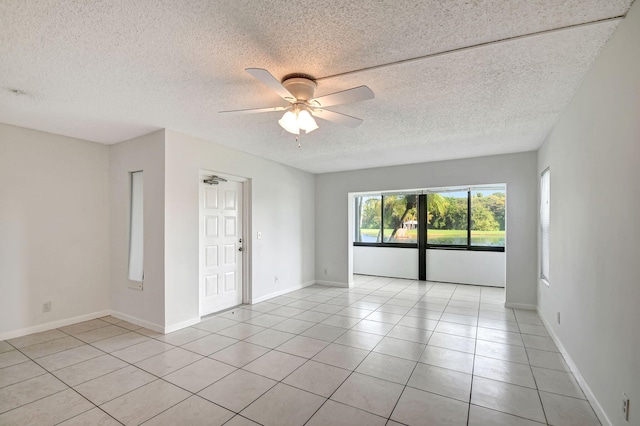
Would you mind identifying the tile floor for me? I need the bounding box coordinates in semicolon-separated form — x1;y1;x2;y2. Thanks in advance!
0;275;601;425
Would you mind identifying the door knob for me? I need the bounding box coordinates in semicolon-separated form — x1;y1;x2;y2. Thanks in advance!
238;247;243;252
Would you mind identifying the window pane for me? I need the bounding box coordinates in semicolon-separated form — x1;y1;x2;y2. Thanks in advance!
540;170;550;281
382;194;418;243
128;171;144;282
471;187;506;247
427;191;468;245
355;196;382;243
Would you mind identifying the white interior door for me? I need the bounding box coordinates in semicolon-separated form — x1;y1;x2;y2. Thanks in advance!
200;175;243;316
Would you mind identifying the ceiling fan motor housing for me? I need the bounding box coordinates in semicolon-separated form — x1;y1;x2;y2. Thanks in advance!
282;77;317;101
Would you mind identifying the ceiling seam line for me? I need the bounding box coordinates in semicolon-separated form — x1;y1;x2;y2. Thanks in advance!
314;15;625;81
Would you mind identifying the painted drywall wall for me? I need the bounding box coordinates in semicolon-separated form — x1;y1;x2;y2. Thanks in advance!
109;130;166;330
315;152;537;307
353;247;505;286
353;247;419;279
163;130;315;328
0;123;110;337
537;3;640;425
426;250;505;287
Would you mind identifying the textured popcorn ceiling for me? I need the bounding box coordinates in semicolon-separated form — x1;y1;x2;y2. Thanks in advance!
0;0;633;173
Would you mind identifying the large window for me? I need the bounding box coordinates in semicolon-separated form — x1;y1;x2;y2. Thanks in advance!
355;184;506;251
540;169;550;283
354;193;417;245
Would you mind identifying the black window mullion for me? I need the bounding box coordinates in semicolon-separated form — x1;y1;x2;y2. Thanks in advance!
380;195;384;243
467;190;471;249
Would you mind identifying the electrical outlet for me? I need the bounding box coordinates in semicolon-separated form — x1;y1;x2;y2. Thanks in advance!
42;302;51;313
557;312;561;324
623;393;630;421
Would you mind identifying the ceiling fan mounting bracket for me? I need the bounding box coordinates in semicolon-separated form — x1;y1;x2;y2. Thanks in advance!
282;77;317;101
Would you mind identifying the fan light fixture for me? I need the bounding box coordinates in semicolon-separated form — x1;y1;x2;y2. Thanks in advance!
278;104;319;135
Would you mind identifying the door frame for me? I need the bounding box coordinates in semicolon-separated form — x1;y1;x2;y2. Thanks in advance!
198;169;252;316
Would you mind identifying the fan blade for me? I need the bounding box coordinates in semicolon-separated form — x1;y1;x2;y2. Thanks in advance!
219;106;289;115
310;86;374;108
245;68;296;101
311;109;363;128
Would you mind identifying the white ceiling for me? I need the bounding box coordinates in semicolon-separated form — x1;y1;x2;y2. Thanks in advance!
0;0;633;173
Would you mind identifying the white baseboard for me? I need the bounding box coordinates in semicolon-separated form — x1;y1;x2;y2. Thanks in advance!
314;280;349;288
164;317;201;334
0;310;111;341
251;280;316;304
504;302;537;310
537;309;611;426
110;310;164;334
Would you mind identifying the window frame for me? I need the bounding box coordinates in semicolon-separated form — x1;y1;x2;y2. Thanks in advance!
540;168;550;284
354;185;505;253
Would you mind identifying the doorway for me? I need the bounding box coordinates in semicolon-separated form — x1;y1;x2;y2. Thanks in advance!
199;171;249;316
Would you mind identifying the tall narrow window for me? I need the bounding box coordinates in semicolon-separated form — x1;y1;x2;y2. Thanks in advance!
355;195;382;243
540;168;550;283
426;190;468;246
128;171;144;283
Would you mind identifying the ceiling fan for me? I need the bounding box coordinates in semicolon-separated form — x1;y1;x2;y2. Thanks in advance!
219;68;374;137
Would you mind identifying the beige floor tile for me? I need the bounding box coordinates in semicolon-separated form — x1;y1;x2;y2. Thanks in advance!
387;325;431;344
271;318;316;334
539;391;600;426
21;336;85;359
468;404;545;425
37;344;103;371
216;323;266;340
521;334;559;352
356;352;416;385
241;383;325;426
198;369;276;412
0;373;68;413
243;350;306;381
180;333;238;356
397;315;439;330
74;324;129;343
312;343;369;370
111;339;174;364
526;347;570;371
301;324;348;341
373;336;426;361
429;332;476;354
477;327;524;347
101;379;190;425
59;319;111;335
0;350;29;368
331;372;404;418
0;388;93;426
155;327;211;346
420;346;474;374
52;354;128;386
473;355;536;388
164;357;236;392
0;341;13;354
306;400;387;426
391;386;469;426
283;360;350;397
91;331;150;353
143;395;234;425
275;335;329;358
191;317;239;333
58;407;121;425
135;347;203;377
7;329;67;349
475;339;529;364
333;330;383;350
0;360;46;388
243;313;287;328
471;376;546;423
243;329;296;349
532;367;585;398
350;319;394;336
408;363;472;402
74;365;156;405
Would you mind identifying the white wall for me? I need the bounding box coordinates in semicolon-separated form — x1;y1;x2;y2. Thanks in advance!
426;250;505;287
353;247;418;279
109;130;166;330
315;152;537;307
0;123;110;338
163;130;315;328
353;247;505;286
537;3;640;425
